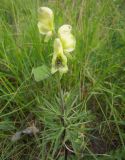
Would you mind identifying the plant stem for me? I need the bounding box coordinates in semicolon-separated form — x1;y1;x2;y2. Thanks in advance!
58;74;67;160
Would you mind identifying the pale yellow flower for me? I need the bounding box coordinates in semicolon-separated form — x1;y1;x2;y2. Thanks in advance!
58;24;76;53
51;38;68;74
37;7;54;42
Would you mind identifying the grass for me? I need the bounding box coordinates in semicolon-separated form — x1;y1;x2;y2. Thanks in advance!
0;0;125;159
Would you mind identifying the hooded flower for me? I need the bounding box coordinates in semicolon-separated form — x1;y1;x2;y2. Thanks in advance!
51;38;68;74
58;24;76;53
37;7;54;42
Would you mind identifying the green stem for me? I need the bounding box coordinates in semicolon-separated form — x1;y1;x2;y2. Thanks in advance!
58;74;64;113
58;74;67;160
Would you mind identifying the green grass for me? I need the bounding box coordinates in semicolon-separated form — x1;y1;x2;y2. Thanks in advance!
1;0;125;159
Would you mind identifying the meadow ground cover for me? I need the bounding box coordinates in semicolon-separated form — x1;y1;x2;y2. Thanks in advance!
0;0;125;159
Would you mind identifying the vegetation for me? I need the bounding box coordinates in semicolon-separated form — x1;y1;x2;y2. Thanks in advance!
0;0;125;159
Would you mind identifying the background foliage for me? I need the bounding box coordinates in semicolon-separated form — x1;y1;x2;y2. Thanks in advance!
0;0;125;159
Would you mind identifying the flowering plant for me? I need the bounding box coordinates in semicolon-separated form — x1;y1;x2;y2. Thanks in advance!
33;7;76;81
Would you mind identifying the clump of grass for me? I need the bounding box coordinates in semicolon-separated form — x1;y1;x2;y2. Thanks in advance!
1;0;125;159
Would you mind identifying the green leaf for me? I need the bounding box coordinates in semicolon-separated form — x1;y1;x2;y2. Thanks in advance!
32;65;51;82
